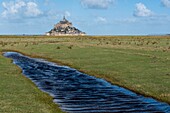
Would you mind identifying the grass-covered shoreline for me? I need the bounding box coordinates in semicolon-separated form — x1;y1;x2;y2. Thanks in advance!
0;51;64;113
0;35;170;112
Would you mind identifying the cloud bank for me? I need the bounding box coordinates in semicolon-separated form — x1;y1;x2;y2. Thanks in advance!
161;0;170;8
134;3;153;17
81;0;114;9
1;0;43;19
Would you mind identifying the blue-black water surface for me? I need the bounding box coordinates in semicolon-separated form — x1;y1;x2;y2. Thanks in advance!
4;52;170;113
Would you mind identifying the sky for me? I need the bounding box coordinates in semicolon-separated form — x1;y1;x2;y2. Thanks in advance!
0;0;170;35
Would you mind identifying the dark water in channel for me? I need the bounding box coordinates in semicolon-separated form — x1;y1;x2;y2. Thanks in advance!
4;52;170;113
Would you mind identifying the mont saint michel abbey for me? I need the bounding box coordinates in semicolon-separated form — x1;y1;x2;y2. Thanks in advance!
46;17;86;36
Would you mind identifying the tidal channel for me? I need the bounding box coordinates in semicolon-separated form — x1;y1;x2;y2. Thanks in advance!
3;52;170;113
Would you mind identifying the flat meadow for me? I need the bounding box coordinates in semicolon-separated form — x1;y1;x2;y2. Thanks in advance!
0;35;170;112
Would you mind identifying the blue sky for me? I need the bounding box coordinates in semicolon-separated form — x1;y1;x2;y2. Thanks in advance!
0;0;170;35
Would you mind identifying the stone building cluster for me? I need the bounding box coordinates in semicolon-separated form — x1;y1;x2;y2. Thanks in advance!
46;17;86;36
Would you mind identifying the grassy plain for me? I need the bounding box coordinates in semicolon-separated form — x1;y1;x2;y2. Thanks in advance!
0;35;170;112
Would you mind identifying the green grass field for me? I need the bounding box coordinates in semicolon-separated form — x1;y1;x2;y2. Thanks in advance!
0;35;170;112
0;52;64;113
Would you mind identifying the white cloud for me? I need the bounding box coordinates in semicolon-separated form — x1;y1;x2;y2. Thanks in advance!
64;11;71;17
1;0;43;19
2;1;26;18
25;2;43;17
161;0;170;8
81;0;114;9
134;3;153;17
95;17;107;23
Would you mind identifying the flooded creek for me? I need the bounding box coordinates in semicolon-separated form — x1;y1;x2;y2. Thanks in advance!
4;52;170;113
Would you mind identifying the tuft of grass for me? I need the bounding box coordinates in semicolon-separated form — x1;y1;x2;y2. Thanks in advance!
56;46;61;49
68;45;73;49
